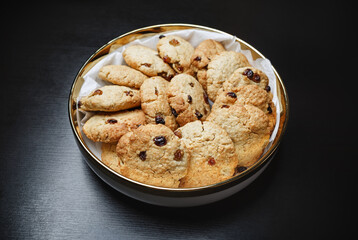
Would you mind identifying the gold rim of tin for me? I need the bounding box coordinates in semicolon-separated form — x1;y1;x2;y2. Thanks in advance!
68;23;289;194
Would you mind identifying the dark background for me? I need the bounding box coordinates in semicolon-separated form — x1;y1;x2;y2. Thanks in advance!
1;0;355;239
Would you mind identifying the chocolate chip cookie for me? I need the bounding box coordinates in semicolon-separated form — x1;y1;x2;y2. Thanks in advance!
82;109;145;143
140;76;178;130
177;121;238;188
167;74;211;127
116;124;189;188
79;85;141;112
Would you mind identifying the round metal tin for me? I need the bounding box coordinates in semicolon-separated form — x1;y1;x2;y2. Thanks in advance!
68;23;289;207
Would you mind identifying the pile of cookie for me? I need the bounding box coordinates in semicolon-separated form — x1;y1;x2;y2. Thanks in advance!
79;34;276;188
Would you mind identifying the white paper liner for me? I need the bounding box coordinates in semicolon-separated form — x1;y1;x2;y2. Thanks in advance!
77;29;280;161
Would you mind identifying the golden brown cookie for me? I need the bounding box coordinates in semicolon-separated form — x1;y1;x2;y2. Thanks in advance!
177;121;238;188
167;74;211;127
116;124;189;188
157;35;194;74
101;143;121;173
207;104;271;168
98;65;148;89
213;85;276;132
191;39;226;70
206;51;250;101
79;85;141;112
123;45;175;81
196;69;209;91
140;76;178;130
82;109;145;143
222;66;269;92
190;39;226;90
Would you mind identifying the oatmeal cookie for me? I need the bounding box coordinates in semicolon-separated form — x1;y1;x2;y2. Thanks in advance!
190;39;226;90
207;104;271;168
196;69;209;91
206;51;250;101
82;109;145;143
140;76;178;130
213;85;276;132
167;74;211;127
177;121;238;188
123;45;175;81
157;35;194;74
79;85;140;112
191;39;226;70
98;65;148;89
101;143;121;173
116;124;189;188
222;66;269;92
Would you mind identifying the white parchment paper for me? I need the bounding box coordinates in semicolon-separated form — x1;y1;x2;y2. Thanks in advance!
78;29;280;160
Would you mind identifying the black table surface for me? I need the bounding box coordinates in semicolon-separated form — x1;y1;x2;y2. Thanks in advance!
1;1;355;239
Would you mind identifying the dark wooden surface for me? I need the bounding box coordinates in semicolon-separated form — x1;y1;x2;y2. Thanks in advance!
1;1;355;239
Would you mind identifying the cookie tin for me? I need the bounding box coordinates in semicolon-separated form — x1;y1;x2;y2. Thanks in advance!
68;23;289;207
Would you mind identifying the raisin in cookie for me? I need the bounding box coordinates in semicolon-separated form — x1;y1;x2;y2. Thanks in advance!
157;35;194;74
98;65;148;89
79;85;140;112
213;85;276;132
222;66;269;92
116;124;189;188
206;51;250;101
123;45;175;81
140;76;178;131
207;104;271;168
167;74;211;127
101;143;121;173
176;121;238;188
190;39;226;90
82;109;145;143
